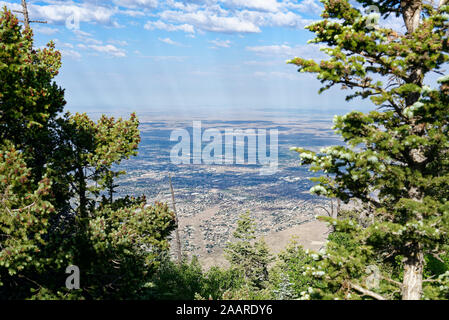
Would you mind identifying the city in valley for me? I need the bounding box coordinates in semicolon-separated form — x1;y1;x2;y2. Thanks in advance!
113;116;344;267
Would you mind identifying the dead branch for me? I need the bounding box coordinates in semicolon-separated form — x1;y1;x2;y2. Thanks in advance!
169;173;182;265
381;276;403;287
348;281;387;300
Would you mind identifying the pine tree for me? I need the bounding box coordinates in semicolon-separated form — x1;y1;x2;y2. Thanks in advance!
288;0;449;299
0;6;65;185
0;8;176;299
225;212;272;289
0;143;55;293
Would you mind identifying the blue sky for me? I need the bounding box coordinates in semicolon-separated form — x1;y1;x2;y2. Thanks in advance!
1;0;401;117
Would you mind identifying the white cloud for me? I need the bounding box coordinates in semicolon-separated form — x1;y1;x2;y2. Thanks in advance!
0;0;320;35
246;44;293;55
54;39;75;49
0;1;20;11
144;20;195;33
236;9;313;29
292;0;323;15
33;26;60;35
120;9;146;17
73;29;93;38
160;9;261;33
266;11;313;28
158;37;181;45
60;49;82;60
113;0;158;9
77;35;103;45
89;44;127;57
108;39;129;46
222;0;280;12
209;39;231;48
73;30;105;46
153;1;315;34
246;43;326;60
165;0;203;12
0;1;118;26
32;3;117;26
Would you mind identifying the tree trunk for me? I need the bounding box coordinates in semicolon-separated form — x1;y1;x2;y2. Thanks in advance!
21;0;30;29
402;247;424;300
169;174;182;265
77;165;88;221
402;4;426;299
401;0;422;34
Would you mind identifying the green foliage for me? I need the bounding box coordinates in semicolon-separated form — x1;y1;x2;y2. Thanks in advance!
269;227;403;300
201;266;246;300
225;212;273;289
52;111;141;219
0;143;55;285
424;253;449;278
144;256;205;300
0;7;65;187
269;220;449;300
144;213;277;301
66;200;175;299
421;250;449;299
0;7;176;299
144;257;247;300
270;241;320;300
221;285;273;300
4;1;449;300
288;0;449;299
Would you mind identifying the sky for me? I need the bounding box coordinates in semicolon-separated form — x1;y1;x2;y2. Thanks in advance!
0;0;409;118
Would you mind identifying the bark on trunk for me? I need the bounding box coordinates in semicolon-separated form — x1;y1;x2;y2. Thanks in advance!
394;0;427;302
169;174;182;265
401;0;422;34
402;247;424;300
77;165;88;221
21;0;30;29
